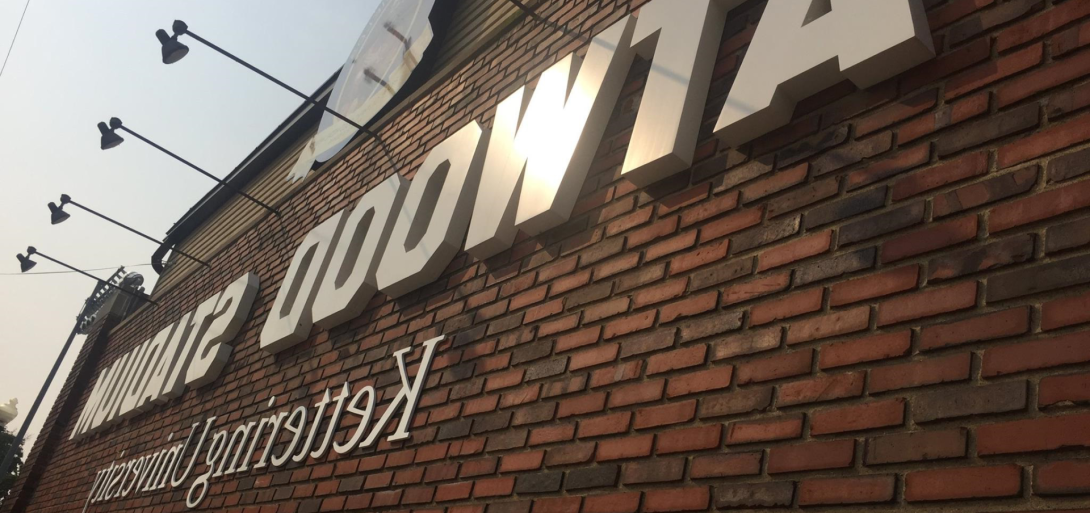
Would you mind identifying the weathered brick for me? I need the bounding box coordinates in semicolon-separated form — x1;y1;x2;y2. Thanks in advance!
819;331;912;369
865;429;968;465
945;42;1043;100
1046;215;1090;253
804;187;887;229
566;465;619;491
830;264;918;307
935;166;1038;218
881;215;977;262
905;464;1022;501
810;399;905;435
644;487;709;513
876;281;977;326
977;412;1090;455
912;380;1027;422
741;163;808;203
1047;146;1090;183
777;372;864;406
699;387;773;418
1039;372;1090;407
839;202;925;246
798;475;896;506
870;353;971;393
749;288;823;326
731;217;801;254
785;306;870;345
892;151;989;201
811;132;894;177
677;311;744;342
900;92;990;144
758;231;832;271
777;126;850;168
927;233;1034;281
935;103;1040;157
691;452;761;478
987;254;1090;302
998;110;1090;168
998;43;1090;108
722;273;790;305
845;145;930;191
767;439;855;473
1035;460;1090;495
736;350;813;385
726;415;803;445
982;330;1090;376
710;326;781;361
715;482;794;508
919;306;1030;350
767;179;839;218
856;89;938;137
621;458;684;484
796;247;878;287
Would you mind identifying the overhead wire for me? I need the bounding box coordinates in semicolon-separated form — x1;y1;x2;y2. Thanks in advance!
0;263;153;276
0;0;30;81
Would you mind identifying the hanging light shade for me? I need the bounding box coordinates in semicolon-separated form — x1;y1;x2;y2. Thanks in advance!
156;28;189;65
48;202;70;225
98;122;123;150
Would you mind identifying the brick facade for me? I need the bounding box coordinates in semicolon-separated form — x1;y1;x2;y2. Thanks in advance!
7;0;1090;511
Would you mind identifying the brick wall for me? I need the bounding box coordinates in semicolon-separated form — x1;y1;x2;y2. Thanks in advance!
8;0;1090;511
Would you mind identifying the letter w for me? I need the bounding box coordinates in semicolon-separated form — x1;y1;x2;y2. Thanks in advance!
464;15;636;259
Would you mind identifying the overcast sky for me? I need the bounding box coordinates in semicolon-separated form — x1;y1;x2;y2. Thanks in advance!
0;0;378;447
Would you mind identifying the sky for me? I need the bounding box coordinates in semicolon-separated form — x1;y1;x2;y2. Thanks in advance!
0;0;379;448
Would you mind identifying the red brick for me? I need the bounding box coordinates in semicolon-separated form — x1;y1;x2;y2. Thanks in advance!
658;182;710;215
876;281;977;326
919;306;1030;350
577;412;631;439
473;477;515;498
722;272;790;305
997;0;1090;51
646;345;706;376
679;192;739;228
750;287;823;326
857;89;938;137
870;353;971;392
899;91;990;144
741;163;808;203
945;42;1043;99
1055;20;1090;58
669;240;728;275
644;487;709;513
528;424;575;446
998;47;1090;108
777;372;864;406
698;207;763;242
902;38;990;93
829;265;919;307
693;452;763;480
1042;289;1090;330
659;291;718;323
627;216;679;248
582;492;640;513
905;464;1022;501
726;415;803;445
819;331;911;370
533;497;581;513
557;392;607;418
556;327;601;353
435;482;473;502
767;439;854;473
645;231;697;262
810;399;905;435
928;0;994;30
499;451;544;472
757;231;832;271
596;435;653;461
665;366;732;398
736;350;812;385
633;400;696;430
603;311;656;339
881;215;978;263
608;379;664;408
1036;460;1090;495
1039;372;1090;407
892;151;989;201
785;306;870;345
710;327;781;361
798;475;896;506
632;278;686;308
998;111;1090;168
569;344;618;371
976;412;1090;455
982;330;1090;376
991;178;1090;232
655;424;722;454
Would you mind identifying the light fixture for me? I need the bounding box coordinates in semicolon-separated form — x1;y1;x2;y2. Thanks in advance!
98;117;281;217
155;20;190;64
16;252;36;273
155;19;401;173
48;194;210;267
48;201;70;225
14;246;157;305
98;120;124;150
